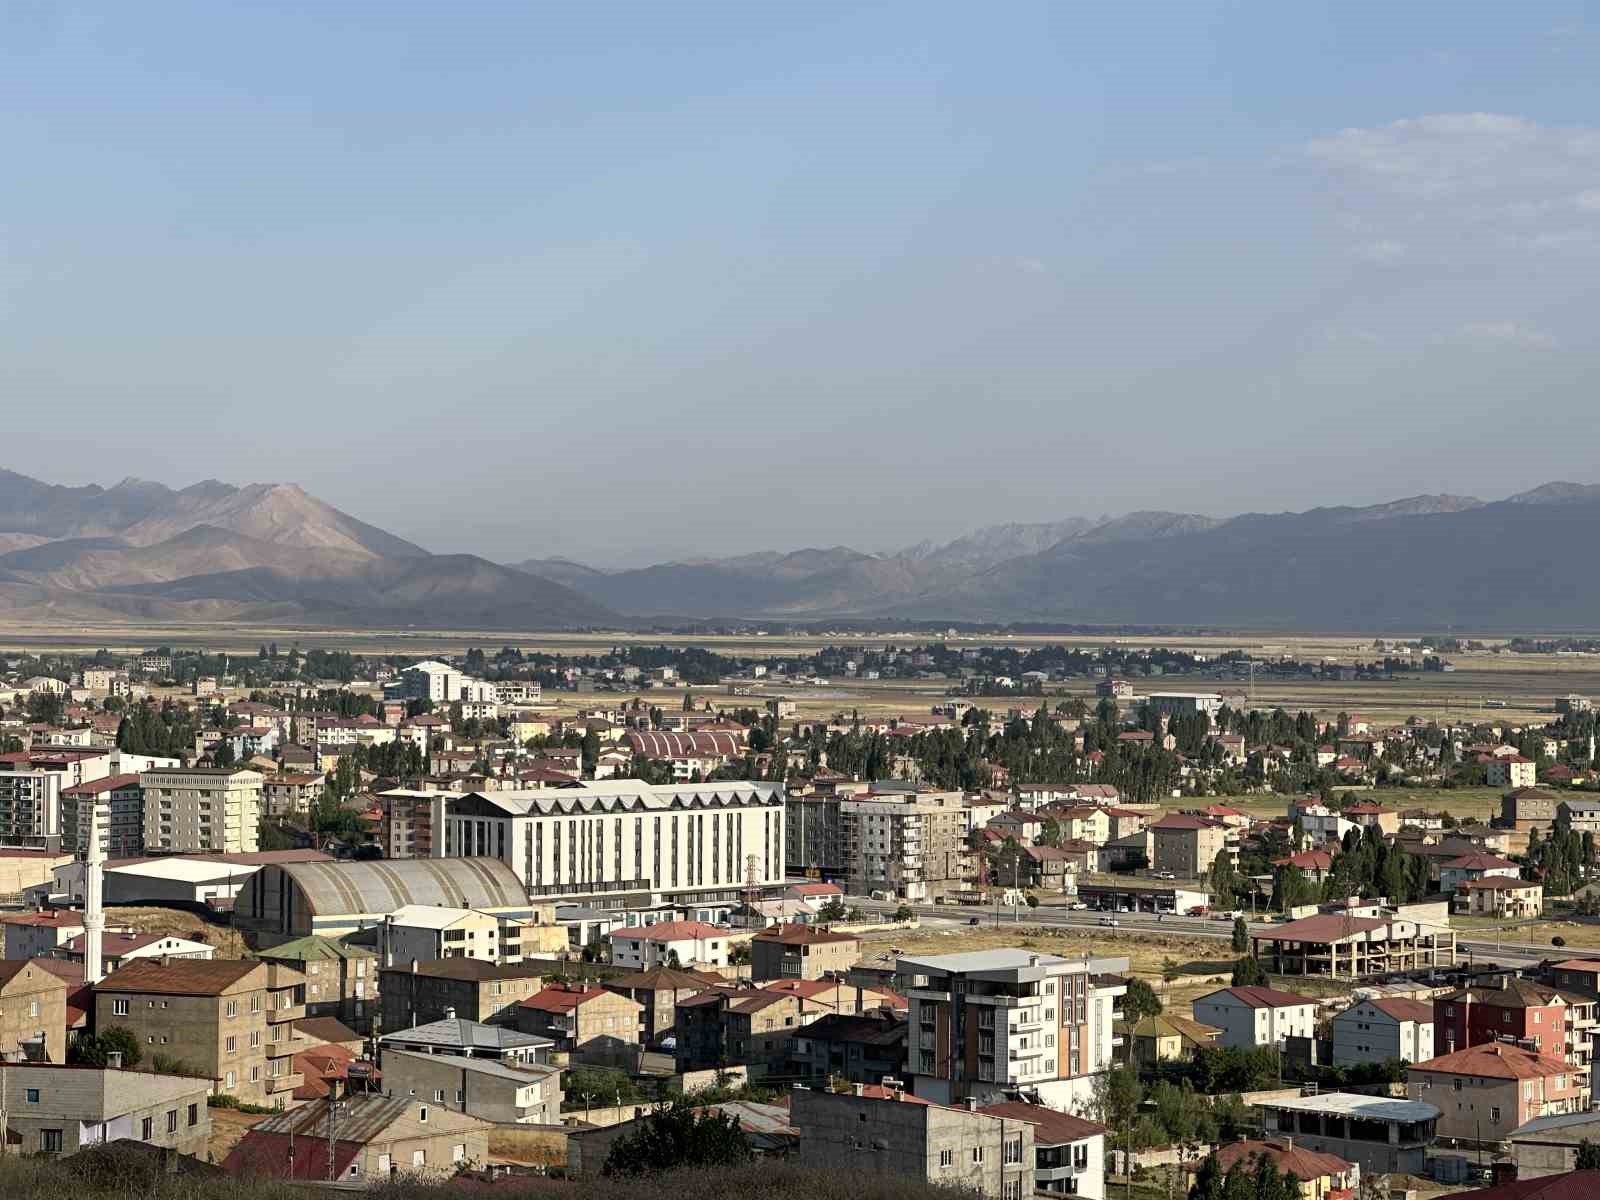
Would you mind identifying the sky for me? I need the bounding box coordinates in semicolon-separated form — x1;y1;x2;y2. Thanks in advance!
3;2;1599;567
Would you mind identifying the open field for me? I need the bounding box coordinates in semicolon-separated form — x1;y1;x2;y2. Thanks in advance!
1181;787;1505;824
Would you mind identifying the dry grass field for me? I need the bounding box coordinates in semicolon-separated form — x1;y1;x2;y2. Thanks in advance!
107;906;251;958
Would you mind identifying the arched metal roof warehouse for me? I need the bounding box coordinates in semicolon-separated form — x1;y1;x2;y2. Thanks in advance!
235;857;531;944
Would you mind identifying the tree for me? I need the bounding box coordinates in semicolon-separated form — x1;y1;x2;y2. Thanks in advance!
1124;978;1164;1023
70;1025;142;1069
1231;956;1268;987
818;897;847;922
1576;1140;1600;1170
1085;1064;1143;1131
893;904;914;922
602;1097;752;1175
1210;852;1240;909
1231;915;1250;954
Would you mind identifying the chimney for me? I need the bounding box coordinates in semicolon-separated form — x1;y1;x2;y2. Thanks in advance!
853;1083;865;1097
964;1098;978;1111
106;1051;123;1070
1282;1136;1293;1150
443;1006;456;1020
411;959;418;974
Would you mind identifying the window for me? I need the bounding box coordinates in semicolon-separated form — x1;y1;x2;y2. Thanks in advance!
1004;1138;1025;1165
452;1143;467;1163
419;1106;428;1123
1491;1106;1502;1122
28;1000;37;1017
940;1150;954;1168
24;1089;38;1104
141;1117;153;1140
225;1071;236;1089
114;999;129;1016
225;1000;238;1018
167;1109;179;1133
41;1129;63;1154
1453;1079;1463;1092
456;1089;465;1103
225;1036;237;1053
378;1154;391;1174
1004;1181;1023;1200
412;1150;426;1168
434;1090;446;1103
188;1104;199;1126
250;1030;260;1048
973;1147;985;1163
250;1066;260;1083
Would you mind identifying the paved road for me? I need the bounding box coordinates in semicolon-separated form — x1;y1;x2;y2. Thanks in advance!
851;897;1550;967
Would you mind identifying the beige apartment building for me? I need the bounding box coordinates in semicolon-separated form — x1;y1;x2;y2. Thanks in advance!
93;958;307;1107
139;767;263;853
750;924;862;981
0;1063;212;1158
841;790;971;901
0;960;69;1063
1149;814;1228;879
254;935;378;1032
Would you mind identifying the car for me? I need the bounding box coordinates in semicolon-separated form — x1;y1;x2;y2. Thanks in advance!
1211;912;1233;921
1185;906;1209;916
1155;871;1177;880
968;916;982;926
1068;902;1088;911
1099;916;1119;927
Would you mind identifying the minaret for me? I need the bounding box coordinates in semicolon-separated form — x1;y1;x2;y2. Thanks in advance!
83;802;105;986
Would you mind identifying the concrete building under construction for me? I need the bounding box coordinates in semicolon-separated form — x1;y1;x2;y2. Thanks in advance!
1249;911;1457;980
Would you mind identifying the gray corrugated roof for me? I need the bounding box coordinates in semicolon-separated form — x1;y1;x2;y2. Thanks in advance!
379;1018;551;1053
272;857;528;917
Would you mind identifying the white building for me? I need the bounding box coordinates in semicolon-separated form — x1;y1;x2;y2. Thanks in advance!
1331;996;1435;1068
896;949;1128;1110
438;780;786;906
393;661;465;704
1487;756;1537;789
979;1101;1107;1200
605;920;730;970
1192;985;1319;1050
382;905;516;965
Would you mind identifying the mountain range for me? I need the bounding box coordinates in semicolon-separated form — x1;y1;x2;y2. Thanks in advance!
6;467;1600;631
0;470;613;629
510;485;1600;630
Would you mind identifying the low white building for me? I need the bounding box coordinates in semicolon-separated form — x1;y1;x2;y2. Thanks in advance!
605;920;730;970
1193;985;1319;1050
980;1101;1106;1200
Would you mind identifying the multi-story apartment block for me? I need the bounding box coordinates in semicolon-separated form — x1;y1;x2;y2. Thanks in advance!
92;958;306;1107
750;925;861;981
1148;814;1228;879
840;791;971;901
0;769;63;849
254;935;378;1032
60;773;144;858
896;950;1128;1109
262;773;322;818
438;780;785;907
138;767;263;853
377;960;549;1033
378;789;448;859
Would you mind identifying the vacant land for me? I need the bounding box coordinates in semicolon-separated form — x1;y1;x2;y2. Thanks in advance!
107;907;251;958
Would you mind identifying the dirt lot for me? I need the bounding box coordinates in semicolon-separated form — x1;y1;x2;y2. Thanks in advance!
106;906;251;958
205;1106;269;1163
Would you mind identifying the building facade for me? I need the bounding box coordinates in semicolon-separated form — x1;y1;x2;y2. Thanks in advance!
897;950;1127;1109
138;767;263;854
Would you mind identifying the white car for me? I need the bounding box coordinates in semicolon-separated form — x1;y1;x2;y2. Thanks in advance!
1099;916;1119;927
1068;902;1088;911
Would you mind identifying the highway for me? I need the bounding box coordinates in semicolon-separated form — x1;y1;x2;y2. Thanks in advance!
850;897;1551;968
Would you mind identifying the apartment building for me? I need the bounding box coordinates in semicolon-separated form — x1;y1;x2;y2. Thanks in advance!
60;774;144;858
381;1047;562;1124
0;770;63;849
377;960;549;1033
979;1101;1107;1200
262;773;322;818
1148;814;1228;879
1408;1042;1582;1144
841;791;971;901
439;780;786;907
1192;985;1319;1050
750;925;861;981
516;984;643;1060
91;958;306;1107
896;950;1128;1109
138;767;263;853
254;935;377;1032
1331;997;1435;1067
0;960;69;1063
794;1086;1036;1200
602;965;726;1048
0;1063;212;1159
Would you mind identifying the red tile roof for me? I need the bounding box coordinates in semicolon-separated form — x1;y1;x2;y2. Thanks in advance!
61;773;142;796
1213;1139;1352;1181
1444;853;1519;871
519;984;609;1014
1365;997;1435;1024
1248;914;1389;943
753;924;859;947
1438;1170;1600;1200
1413;1041;1571;1080
978;1101;1105;1144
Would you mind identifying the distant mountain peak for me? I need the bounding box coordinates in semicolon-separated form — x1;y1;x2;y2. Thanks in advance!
1507;481;1600;505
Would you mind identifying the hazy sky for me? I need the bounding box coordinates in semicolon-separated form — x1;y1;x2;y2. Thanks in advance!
4;3;1600;566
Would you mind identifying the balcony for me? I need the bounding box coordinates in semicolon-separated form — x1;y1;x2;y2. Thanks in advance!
266;1072;305;1095
268;1001;306;1023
